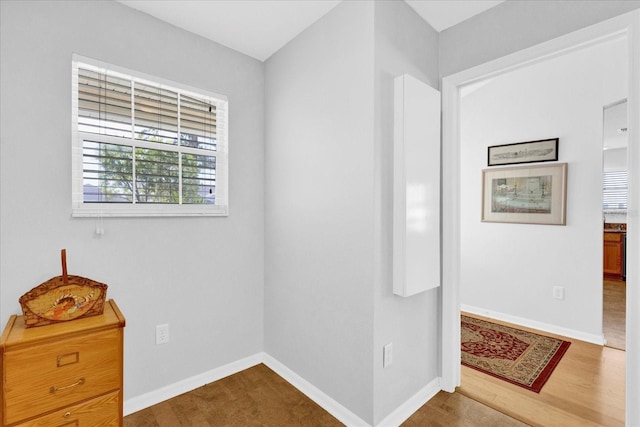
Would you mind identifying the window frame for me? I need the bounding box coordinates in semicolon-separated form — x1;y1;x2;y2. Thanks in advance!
71;54;228;217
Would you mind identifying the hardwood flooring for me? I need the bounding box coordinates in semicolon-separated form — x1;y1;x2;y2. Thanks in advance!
603;279;626;350
125;312;624;426
123;364;522;426
123;364;342;427
458;313;625;427
401;391;527;427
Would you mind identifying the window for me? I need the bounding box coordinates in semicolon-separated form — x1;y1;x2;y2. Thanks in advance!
72;55;228;217
603;170;628;211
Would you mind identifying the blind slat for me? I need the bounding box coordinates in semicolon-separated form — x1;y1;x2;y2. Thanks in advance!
603;170;628;210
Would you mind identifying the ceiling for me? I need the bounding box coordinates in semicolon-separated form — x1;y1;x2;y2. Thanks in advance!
117;0;505;61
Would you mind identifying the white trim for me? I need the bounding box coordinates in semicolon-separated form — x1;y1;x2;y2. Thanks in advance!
624;8;640;427
375;377;441;427
461;304;605;345
441;55;462;394
123;353;262;416
72;203;228;218
441;9;640;426
261;353;371;427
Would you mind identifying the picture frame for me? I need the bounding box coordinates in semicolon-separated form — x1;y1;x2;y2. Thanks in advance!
482;163;567;225
487;138;558;166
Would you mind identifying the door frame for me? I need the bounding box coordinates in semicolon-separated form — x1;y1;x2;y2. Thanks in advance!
440;9;640;425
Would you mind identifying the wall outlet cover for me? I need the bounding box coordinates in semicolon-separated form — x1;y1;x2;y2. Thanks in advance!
383;342;393;368
156;324;169;345
553;286;565;300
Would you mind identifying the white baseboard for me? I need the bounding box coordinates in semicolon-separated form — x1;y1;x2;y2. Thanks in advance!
124;353;263;416
375;377;441;427
461;304;605;345
261;353;371;427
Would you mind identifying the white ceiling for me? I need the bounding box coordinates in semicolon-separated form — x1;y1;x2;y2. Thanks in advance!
405;0;504;32
117;0;505;61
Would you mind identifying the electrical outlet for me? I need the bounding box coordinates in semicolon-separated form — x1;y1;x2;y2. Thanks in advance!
383;343;393;368
156;324;169;345
553;286;565;300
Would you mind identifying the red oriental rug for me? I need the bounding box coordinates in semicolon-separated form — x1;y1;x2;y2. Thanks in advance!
461;315;571;393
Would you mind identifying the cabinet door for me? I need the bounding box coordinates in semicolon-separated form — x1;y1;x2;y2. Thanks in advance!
604;239;622;276
393;74;441;297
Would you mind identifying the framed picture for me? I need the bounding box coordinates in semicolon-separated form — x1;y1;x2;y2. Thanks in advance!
487;138;558;166
482;163;567;225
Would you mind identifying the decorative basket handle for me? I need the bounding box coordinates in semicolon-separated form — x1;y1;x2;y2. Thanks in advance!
61;249;68;285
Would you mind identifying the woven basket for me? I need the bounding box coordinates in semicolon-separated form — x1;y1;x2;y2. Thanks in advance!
19;249;108;328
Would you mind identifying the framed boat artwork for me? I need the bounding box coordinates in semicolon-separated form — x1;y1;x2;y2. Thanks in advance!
487;138;558;166
482;163;567;225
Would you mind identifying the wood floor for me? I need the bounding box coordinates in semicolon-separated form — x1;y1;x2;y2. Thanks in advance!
603;279;626;350
124;364;343;427
125;311;625;426
401;391;527;427
458;313;625;427
123;364;523;426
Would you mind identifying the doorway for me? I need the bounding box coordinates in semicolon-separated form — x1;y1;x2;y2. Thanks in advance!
452;31;625;426
441;10;640;426
602;99;628;351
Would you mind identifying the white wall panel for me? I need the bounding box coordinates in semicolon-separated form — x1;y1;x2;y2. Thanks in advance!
393;75;441;297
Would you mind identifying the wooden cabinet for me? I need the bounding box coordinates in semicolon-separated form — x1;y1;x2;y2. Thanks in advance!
1;299;125;427
604;232;625;279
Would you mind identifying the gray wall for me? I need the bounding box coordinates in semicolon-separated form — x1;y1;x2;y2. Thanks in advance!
264;1;376;422
372;1;440;424
439;0;640;77
0;0;265;400
264;2;444;423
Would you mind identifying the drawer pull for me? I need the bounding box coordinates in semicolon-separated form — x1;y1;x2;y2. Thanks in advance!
64;411;72;418
57;351;80;367
50;377;85;394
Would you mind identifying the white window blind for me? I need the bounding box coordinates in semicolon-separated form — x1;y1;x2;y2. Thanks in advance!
603;170;628;211
72;55;228;217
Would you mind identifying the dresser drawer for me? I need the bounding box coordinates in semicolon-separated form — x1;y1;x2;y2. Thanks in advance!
3;329;121;425
14;390;120;427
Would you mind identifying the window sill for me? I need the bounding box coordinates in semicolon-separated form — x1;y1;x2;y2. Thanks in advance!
72;204;228;218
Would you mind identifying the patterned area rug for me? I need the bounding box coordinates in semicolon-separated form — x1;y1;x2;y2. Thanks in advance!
461;315;571;393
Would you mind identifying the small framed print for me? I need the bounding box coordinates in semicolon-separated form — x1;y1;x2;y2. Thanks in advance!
487;138;558;166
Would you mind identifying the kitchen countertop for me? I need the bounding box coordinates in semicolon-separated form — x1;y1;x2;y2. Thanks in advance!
604;223;627;232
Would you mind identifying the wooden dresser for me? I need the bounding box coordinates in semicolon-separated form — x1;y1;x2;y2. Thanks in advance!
1;299;125;427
